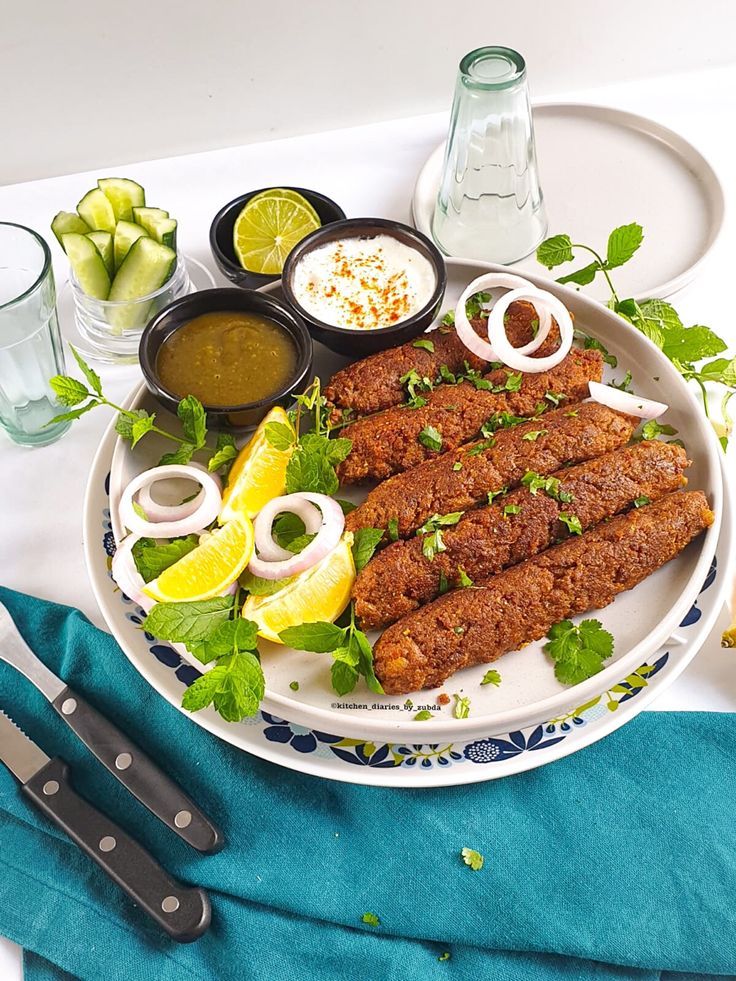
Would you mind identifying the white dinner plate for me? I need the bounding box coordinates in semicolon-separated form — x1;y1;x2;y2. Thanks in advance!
412;103;725;301
83;258;728;784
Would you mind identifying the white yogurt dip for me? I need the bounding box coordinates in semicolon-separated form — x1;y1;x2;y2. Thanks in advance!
291;234;436;330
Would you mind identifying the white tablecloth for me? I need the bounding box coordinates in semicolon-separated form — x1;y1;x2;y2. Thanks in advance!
1;64;734;980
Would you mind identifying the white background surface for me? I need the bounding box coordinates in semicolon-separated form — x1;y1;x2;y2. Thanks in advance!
0;65;735;980
2;0;736;185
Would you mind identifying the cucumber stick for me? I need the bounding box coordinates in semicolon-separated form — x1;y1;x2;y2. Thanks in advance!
132;207;177;248
51;211;90;247
108;237;176;302
97;178;145;221
77;189;116;234
62;233;111;299
86;232;114;276
114;220;149;270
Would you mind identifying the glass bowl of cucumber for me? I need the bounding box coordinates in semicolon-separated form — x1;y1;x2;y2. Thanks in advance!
52;177;198;363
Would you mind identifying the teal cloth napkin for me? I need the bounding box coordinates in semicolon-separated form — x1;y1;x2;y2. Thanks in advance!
0;586;735;981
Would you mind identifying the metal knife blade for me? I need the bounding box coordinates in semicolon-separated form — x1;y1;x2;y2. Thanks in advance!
0;709;49;783
0;601;222;853
0;706;210;942
0;602;64;702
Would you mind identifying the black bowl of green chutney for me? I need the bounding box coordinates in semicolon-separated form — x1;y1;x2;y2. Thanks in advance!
139;288;313;430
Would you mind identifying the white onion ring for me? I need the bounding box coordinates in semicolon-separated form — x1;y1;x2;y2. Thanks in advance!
587;381;668;420
250;492;345;580
119;465;222;539
111;535;154;613
254;496;325;562
487;288;574;373
453;273;553;362
136;462;221;524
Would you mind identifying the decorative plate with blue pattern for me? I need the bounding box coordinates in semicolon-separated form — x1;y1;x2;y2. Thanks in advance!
83;260;733;786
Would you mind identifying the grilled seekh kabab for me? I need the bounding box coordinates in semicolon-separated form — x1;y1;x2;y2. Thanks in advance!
353;440;689;629
372;491;713;694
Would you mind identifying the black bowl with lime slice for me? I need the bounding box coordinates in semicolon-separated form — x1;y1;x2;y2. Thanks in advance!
209;188;346;290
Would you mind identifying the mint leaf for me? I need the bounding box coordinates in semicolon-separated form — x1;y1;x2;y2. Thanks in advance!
115;409;150;441
580;335;617;368
536;234;574;269
46;402;97;425
177;395;207;449
158;442;196;466
265;421;296;451
49;375;89;407
351;527;384;572
331;659;358;695
412;338;435;353
130;413;155;448
694;357;736;385
279;621;346;653
208;432;238;474
352;628;383;695
241;569;292;596
182;650;264;721
272;512;306;549
638;298;683;332
544;618;614;684
143;596;235;643
69;344;102;396
418;425;443;452
605;223;643;269
131;535;199;582
557;261;600;286
661;324;727;363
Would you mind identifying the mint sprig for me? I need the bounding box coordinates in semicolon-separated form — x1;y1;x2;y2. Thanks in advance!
537;225;736;448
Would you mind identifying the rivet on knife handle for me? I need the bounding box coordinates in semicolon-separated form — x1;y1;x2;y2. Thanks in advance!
52;685;223;853
23;757;211;943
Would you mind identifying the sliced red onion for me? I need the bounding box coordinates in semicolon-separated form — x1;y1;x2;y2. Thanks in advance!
487;288;573;373
254;494;325;562
136;461;221;524
453;272;552;362
588;381;668;420
111;535;154;613
250;492;345;580
119;465;222;539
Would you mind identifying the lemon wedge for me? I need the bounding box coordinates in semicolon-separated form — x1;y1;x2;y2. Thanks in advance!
243;533;355;643
219;406;295;524
143;517;254;603
233;195;320;274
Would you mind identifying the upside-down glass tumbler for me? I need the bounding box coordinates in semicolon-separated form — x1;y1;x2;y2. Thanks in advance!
0;223;71;446
432;46;548;265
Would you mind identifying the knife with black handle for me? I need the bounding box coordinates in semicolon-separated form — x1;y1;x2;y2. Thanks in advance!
0;600;222;853
0;710;211;942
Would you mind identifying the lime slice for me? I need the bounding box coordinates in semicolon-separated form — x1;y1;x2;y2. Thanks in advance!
233;196;321;275
248;188;320;224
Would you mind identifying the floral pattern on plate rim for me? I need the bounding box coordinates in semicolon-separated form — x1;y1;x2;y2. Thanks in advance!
102;499;718;771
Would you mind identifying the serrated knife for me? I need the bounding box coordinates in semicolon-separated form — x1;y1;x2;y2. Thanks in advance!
0;708;211;942
0;601;222;853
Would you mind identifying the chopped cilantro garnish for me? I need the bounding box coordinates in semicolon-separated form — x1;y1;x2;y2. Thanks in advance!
544;618;614;684
457;567;473;588
609;370;633;392
412;338;435;353
438;570;449;595
482;410;528;433
522;429;548;441
452;461;463;471
361;912;380;928
417;512;463;561
481;669;501;687
418;425;443;452
453;626;465;635
438;952;451;962
453;694;471;719
503;504;522;517
521;471;574;504
487;485;508;505
466;438;495;456
414;710;433;721
289;680;299;691
559;512;583;535
633;495;651;508
387;517;399;542
461;847;484;871
636;419;678;441
564;409;579;417
544;390;567;406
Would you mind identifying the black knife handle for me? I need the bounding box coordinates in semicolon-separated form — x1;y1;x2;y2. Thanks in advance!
23;758;211;942
52;686;222;853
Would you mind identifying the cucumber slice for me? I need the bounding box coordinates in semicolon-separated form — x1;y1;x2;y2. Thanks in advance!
114;220;149;271
97;177;145;222
62;233;111;300
77;188;116;234
51;211;90;248
108;237;176;303
132;207;177;249
86;231;114;276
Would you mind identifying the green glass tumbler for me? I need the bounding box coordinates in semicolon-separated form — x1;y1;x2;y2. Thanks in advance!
0;223;71;447
432;46;548;265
